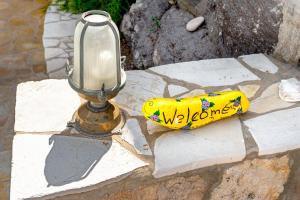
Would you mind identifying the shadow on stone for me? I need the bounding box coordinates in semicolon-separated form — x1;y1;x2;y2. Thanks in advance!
44;134;112;187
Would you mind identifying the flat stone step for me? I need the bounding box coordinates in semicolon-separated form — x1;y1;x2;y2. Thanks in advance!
10;134;148;199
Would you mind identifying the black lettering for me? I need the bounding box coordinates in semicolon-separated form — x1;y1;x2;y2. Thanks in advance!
163;109;177;124
211;109;220;116
222;103;231;114
192;112;199;121
186;107;190;123
200;110;208;119
177;114;184;123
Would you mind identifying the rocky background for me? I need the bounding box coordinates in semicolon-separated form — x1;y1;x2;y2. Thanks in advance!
121;0;299;69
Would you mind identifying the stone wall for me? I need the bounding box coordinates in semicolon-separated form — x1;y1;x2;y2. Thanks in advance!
274;0;300;65
0;0;50;81
0;0;50;199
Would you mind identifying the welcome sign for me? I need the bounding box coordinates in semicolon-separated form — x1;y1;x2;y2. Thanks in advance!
142;91;250;129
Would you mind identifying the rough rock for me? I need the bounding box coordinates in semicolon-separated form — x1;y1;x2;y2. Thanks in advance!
186;16;205;32
153;7;216;66
121;0;170;69
206;0;284;57
210;155;290;200
279;78;300;102
275;0;300;64
178;0;208;16
103;175;208;200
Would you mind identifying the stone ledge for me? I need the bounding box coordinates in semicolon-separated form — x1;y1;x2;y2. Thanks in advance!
10;134;148;199
11;56;300;199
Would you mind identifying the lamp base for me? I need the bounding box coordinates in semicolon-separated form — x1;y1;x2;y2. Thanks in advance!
69;101;124;137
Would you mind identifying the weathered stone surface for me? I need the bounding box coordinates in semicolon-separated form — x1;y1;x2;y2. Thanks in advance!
102;176;208;200
238;84;260;98
121;0;170;69
210;155;290;200
120;119;152;155
275;0;300;64
249;82;294;113
10;134;148;200
244;107;300;155
61;174;209;200
240;54;279;74
147;120;171;135
0;151;11;181
43;20;77;38
279;78;300;102
45;13;60;23
153;7;216;66
113;71;166;116
150;58;259;87
45;48;67;60
186;16;204;32
46;58;67;73
0;181;9;200
207;0;284;57
43;39;60;48
153;117;246;178
178;0;208;16
0;2;9;10
168;84;189;97
179;89;206;97
14;79;80;132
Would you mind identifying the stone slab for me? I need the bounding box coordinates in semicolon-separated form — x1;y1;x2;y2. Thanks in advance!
147;120;171;135
249;82;294;113
153;117;246;178
120;119;152;155
43;20;77;38
179;89;205;98
168;84;189;96
44;13;60;24
0;151;11;181
46;58;67;73
238;84;260;98
150;58;260;87
244;107;300;155
113;71;166;116
10;134;147;200
45;48;67;60
14;79;81;133
240;54;278;74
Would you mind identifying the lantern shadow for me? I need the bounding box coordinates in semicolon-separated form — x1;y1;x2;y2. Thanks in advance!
44;132;112;187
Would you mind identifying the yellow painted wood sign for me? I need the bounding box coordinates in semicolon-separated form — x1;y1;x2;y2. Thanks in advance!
142;91;250;129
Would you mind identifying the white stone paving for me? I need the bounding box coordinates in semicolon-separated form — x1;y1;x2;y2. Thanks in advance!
179;89;206;98
238;84;260;98
240;54;278;74
168;84;189;97
43;5;79;78
10;134;147;200
153;117;246;178
14;79;81;133
120;119;152;155
249;82;294;113
147;120;171;135
113;71;166;116
244;107;300;155
150;58;260;87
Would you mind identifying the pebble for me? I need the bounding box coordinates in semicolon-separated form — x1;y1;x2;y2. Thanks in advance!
186;16;204;32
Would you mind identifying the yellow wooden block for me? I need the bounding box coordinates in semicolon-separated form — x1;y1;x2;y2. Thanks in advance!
142;91;250;129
